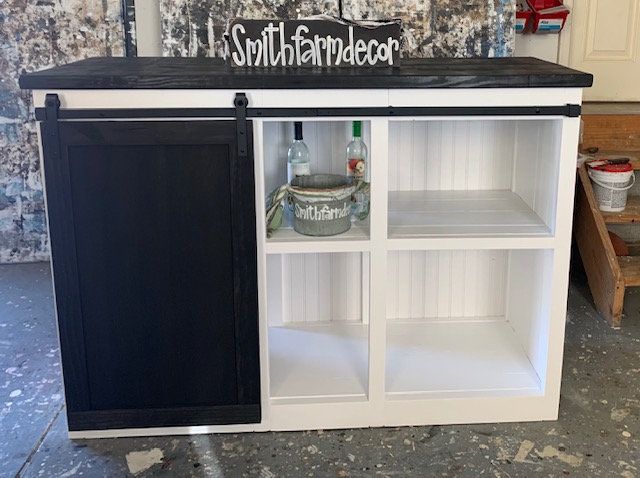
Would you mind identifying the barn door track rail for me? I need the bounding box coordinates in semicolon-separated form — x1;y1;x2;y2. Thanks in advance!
34;93;581;121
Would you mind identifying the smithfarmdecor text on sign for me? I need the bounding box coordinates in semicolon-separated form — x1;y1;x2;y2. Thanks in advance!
225;17;402;67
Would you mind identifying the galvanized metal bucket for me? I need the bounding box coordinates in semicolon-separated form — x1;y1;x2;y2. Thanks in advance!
289;174;356;236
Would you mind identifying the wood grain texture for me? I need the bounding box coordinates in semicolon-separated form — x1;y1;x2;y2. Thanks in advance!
582;115;640;152
602;196;640;224
230;121;261;406
574;164;624;327
68;405;261;431
19;57;593;90
41;99;91;412
626;242;640;256
48;119;261;429
619;256;640;287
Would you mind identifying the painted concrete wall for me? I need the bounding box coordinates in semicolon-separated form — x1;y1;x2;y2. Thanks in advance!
161;1;515;58
515;34;559;63
0;1;124;263
135;0;164;56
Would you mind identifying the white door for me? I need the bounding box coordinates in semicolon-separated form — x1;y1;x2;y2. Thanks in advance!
565;0;640;101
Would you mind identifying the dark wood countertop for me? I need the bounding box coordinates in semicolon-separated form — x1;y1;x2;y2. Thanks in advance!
19;57;593;90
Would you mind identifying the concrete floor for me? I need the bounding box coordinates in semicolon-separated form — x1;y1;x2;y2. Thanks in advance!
1;262;639;477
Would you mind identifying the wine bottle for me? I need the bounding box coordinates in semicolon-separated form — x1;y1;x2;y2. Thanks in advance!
346;121;369;219
287;122;311;183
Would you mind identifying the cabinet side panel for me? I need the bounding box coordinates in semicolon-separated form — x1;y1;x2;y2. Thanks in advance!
263;122;288;194
534;121;562;232
505;249;554;384
513;120;561;233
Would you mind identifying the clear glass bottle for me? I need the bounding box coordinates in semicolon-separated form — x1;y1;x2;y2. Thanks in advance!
287;122;311;183
346;121;369;219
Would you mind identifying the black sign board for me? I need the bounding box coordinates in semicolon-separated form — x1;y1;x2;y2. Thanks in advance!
225;17;402;68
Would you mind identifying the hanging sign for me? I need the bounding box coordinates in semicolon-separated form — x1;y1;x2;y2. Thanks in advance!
224;16;402;68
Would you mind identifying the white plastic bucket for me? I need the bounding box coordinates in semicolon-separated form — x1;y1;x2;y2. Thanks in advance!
588;167;635;212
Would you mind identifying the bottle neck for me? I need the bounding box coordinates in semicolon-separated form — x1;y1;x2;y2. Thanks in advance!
352;121;362;139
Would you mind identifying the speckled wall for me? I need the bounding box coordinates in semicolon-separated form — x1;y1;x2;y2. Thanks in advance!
161;0;514;58
2;1;513;263
0;0;123;263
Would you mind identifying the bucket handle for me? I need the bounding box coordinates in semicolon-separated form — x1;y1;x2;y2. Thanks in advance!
588;170;636;191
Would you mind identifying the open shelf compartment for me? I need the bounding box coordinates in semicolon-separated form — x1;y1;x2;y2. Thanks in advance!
266;252;370;404
385;248;553;399
262;120;371;248
387;119;562;239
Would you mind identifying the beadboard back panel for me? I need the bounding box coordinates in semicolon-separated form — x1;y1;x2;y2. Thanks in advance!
262;121;372;194
269;250;508;324
267;253;365;325
387;250;508;321
388;120;516;192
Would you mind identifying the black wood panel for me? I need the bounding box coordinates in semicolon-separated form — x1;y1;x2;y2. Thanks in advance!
41;97;91;412
34;104;581;122
19;56;593;90
45;120;260;429
69;142;238;410
68;405;261;430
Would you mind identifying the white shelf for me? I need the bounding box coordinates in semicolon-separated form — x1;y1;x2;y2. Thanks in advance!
266;220;370;254
269;323;369;404
253;113;572;430
388;190;552;240
386;319;541;399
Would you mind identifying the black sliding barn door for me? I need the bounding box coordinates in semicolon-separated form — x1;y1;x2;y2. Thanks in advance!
41;120;260;430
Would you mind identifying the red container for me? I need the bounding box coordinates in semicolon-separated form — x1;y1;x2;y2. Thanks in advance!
516;1;533;34
527;0;569;34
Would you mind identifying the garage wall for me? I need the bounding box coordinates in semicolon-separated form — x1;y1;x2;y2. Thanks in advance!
0;0;124;263
161;1;515;58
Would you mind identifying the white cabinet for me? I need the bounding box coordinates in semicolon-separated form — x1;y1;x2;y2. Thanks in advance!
253;92;580;431
33;86;582;437
387;119;561;241
267;252;370;404
385;248;553;399
24;55;590;438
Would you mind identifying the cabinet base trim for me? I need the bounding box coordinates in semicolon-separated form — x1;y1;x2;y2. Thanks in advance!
67;405;261;431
